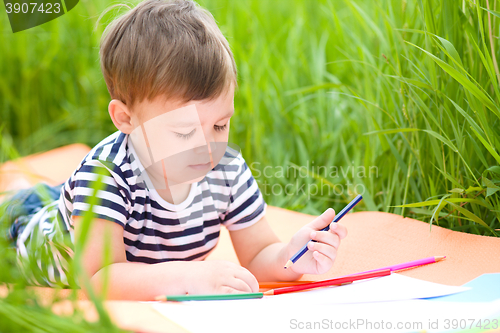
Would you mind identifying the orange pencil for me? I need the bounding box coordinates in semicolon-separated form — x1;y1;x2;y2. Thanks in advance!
259;281;315;289
263;269;391;296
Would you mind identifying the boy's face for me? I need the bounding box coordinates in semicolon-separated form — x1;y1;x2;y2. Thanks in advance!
127;84;235;189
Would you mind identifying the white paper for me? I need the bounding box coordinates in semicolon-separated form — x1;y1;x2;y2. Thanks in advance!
152;274;488;333
153;299;500;333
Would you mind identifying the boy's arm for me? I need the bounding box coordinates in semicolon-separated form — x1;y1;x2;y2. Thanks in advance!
73;216;190;300
228;216;302;281
74;216;259;300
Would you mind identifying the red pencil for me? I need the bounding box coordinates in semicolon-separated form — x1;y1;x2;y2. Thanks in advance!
263;269;391;296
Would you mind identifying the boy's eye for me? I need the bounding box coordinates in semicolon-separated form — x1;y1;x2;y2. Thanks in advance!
174;129;196;140
214;124;227;132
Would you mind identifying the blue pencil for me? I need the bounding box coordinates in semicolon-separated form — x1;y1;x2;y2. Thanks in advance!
284;195;363;269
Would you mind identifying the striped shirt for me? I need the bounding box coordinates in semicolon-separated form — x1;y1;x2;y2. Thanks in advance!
16;131;266;286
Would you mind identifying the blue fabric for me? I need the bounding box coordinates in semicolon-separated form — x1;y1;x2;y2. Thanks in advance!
2;183;61;241
426;273;500;303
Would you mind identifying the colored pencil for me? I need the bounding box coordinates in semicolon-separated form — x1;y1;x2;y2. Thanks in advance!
155;292;264;302
263;256;444;292
264;269;391;296
284;195;363;269
259;281;315;289
348;256;446;276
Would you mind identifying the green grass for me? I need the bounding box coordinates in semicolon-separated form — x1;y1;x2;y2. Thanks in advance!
0;0;500;328
2;0;498;235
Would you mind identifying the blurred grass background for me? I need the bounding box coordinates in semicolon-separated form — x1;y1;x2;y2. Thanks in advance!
1;0;500;329
4;0;497;236
1;1;500;233
1;0;500;236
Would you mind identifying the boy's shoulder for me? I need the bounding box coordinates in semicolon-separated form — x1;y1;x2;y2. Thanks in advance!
70;131;132;185
62;131;133;207
78;131;129;170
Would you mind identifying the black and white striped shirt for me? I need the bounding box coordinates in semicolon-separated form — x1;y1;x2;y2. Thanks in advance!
17;131;266;285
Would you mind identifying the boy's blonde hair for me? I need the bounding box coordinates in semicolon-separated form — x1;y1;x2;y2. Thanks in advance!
99;0;237;108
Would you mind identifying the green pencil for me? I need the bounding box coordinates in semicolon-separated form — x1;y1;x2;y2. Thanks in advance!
155;292;264;302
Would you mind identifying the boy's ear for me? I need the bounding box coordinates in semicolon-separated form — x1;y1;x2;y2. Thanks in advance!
108;99;134;134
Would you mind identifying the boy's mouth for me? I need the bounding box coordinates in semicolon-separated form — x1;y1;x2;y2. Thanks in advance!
188;162;212;170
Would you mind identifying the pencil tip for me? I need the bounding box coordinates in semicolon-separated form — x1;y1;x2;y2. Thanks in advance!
263;290;274;296
435;255;446;261
284;260;293;269
154;295;166;302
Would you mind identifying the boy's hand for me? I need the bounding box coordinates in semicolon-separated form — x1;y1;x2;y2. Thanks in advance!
186;260;259;294
284;208;347;275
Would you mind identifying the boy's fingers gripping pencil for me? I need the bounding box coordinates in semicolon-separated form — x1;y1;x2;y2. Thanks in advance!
284;195;363;269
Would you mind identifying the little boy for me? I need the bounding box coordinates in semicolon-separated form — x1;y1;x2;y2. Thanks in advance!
4;0;347;301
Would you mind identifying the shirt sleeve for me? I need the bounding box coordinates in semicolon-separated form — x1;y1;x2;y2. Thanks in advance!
69;160;130;228
220;159;267;231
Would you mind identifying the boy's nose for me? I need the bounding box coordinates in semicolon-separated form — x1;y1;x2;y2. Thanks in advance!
198;131;215;153
193;144;210;155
